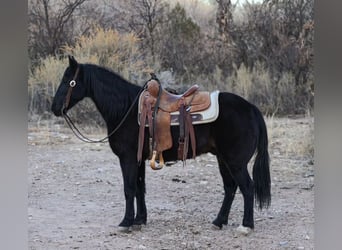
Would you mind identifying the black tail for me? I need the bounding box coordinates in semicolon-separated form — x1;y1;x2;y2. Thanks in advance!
252;108;271;209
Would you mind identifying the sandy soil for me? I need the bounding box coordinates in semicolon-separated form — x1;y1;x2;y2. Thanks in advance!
28;117;314;250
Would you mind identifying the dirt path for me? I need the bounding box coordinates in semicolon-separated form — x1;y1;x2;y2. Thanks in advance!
28;117;314;250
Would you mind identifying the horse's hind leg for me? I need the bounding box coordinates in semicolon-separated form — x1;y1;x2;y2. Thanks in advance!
212;157;238;229
134;161;147;227
233;165;254;230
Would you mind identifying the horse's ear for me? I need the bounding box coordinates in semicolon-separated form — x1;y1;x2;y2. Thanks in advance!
68;55;78;69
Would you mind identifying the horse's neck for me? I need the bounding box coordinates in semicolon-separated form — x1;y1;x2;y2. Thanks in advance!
87;69;140;124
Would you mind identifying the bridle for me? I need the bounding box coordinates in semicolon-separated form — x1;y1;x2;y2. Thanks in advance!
61;66;149;143
62;66;80;111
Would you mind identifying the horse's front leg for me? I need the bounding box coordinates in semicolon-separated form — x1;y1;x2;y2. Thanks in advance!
118;157;138;231
134;161;147;227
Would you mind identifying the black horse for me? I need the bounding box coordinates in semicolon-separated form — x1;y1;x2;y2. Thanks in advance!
51;56;271;232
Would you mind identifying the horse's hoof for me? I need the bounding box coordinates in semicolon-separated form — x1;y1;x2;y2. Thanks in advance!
212;218;227;230
117;226;133;233
236;225;252;236
212;224;222;230
132;224;144;231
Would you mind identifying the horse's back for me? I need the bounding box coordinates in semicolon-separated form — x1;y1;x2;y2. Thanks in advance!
218;92;260;115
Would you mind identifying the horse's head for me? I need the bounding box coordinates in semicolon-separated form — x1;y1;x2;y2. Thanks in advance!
51;56;87;116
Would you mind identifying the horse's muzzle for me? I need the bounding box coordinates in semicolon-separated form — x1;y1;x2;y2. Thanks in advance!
51;102;65;117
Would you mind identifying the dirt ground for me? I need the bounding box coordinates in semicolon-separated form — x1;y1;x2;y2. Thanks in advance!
28;117;314;250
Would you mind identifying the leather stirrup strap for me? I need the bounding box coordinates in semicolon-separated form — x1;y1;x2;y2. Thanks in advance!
178;102;185;160
183;114;190;163
151;81;163;151
137;102;148;163
186;92;197;159
180;111;196;164
137;96;154;164
146;102;153;156
185;111;196;159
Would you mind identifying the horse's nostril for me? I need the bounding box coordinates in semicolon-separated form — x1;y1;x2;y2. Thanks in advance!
53;110;61;116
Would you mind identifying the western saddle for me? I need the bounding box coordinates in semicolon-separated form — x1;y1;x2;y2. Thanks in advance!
137;77;211;170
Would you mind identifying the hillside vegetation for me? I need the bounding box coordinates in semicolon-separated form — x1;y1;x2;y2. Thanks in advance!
28;0;314;121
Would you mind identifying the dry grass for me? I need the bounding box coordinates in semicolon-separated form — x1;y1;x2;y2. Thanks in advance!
200;63;312;116
62;26;147;82
28;27;148;122
28;56;69;116
266;115;314;160
28;28;313;122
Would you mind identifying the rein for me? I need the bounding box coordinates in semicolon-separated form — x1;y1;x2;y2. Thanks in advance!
61;68;149;143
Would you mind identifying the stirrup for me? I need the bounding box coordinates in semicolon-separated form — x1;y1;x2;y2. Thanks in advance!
150;151;164;170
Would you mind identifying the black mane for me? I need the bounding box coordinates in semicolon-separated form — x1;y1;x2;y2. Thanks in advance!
82;63;142;124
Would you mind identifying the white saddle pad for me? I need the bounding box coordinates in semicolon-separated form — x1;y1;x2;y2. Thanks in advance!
169;90;219;126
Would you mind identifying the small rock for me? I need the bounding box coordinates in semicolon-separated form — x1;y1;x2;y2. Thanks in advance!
172;178;185;183
138;245;146;249
279;241;288;246
191;229;200;235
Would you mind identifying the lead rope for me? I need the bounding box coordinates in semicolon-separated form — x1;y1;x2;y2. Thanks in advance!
62;79;149;143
